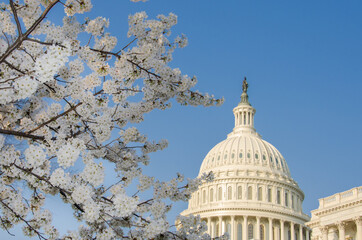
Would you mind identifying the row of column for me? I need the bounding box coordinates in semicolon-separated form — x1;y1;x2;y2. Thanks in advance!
205;215;310;240
235;110;254;127
320;217;362;240
192;184;302;213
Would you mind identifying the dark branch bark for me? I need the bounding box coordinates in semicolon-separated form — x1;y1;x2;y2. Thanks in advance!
9;0;22;37
0;128;45;140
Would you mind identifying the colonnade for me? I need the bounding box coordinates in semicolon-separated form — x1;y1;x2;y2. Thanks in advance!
234;109;254;128
204;215;310;240
319;217;362;240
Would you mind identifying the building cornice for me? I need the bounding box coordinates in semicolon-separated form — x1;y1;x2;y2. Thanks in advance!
311;199;362;217
184;206;310;222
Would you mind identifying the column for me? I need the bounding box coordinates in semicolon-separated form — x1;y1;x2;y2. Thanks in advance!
299;224;303;240
306;228;310;240
235;113;238;127
243;216;248;240
256;217;261;240
291;222;295;240
231;216;235;240
337;222;345;240
222;219;225;235
269;218;273;240
320;226;328;240
280;220;285;240
212;221;216;238
355;217;362;240
207;217;211;236
218;216;222;237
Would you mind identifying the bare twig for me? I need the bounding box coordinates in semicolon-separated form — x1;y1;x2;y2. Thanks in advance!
0;128;45;140
9;0;23;37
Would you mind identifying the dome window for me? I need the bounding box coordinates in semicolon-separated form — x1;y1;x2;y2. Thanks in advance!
263;155;266;160
217;156;220;160
212;157;214;162
224;154;227;159
248;224;254;240
247;153;251;158
239;153;243;158
277;190;281;204
275;158;279;164
231;153;235;159
255;153;259;159
237;186;242;199
247;186;253;200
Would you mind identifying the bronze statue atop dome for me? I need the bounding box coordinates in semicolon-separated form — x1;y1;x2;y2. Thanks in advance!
242;77;248;93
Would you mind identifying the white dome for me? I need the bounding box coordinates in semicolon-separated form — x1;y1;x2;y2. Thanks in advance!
199;132;291;177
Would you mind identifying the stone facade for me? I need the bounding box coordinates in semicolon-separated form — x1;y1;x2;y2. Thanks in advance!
306;187;362;240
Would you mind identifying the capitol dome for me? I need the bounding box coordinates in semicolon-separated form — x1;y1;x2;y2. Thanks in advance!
181;78;310;240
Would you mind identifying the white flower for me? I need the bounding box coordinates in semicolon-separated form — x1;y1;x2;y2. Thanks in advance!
57;144;80;168
71;185;93;204
25;145;46;167
81;161;104;186
113;193;138;218
14;76;39;99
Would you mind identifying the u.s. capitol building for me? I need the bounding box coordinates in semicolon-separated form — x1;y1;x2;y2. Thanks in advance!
180;78;361;240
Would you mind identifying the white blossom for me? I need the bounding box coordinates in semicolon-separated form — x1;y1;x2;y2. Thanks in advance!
0;0;222;239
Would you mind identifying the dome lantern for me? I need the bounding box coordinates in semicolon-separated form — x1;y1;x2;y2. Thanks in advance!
232;77;256;133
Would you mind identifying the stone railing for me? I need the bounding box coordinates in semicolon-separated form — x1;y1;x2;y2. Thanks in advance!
318;186;362;209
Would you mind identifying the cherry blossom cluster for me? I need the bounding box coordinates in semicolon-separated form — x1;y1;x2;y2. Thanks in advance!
0;0;223;239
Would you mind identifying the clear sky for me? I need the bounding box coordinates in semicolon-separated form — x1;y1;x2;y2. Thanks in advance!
2;0;362;238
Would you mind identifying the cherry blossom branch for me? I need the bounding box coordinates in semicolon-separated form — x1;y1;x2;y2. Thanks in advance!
0;199;47;240
0;217;15;237
28;90;104;134
9;0;23;37
0;128;45;140
0;0;60;64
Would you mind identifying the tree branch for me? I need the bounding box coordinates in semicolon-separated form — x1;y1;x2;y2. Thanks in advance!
0;128;45;140
9;0;22;37
0;0;60;64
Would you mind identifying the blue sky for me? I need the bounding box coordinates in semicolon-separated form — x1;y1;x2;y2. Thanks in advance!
2;0;362;238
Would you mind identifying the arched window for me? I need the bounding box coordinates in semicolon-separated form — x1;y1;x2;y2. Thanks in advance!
237;223;242;240
237;186;242;199
248;186;253;200
227;223;231;235
285;192;289;207
197;192;200;205
258;187;263;201
228;186;232;200
288;229;291;240
268;188;272;202
203;190;206;203
292;194;295;209
248;224;254;240
277;190;281;204
218;187;222;201
260;225;265;240
210;188;214;202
